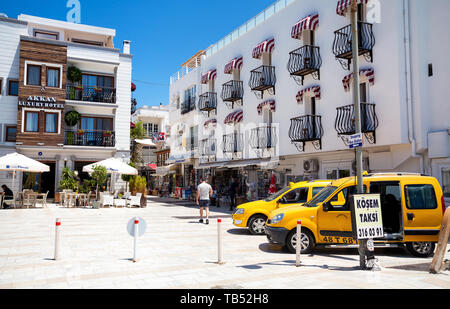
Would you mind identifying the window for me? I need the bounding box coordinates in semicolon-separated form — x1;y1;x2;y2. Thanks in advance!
442;168;450;198
5;126;16;142
360;82;368;102
281;188;309;204
8;80;18;96
79;117;113;131
312;187;325;198
82;74;114;89
304;30;315;46
27;65;41;86
25;111;39;132
46;67;60;88
45;113;58;133
405;184;438;210
329;185;367;210
71;38;104;46
34;30;58;40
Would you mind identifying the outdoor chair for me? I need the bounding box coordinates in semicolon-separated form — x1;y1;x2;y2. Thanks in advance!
101;194;114;208
35;191;49;208
114;198;126;208
128;193;142;208
22;190;35;208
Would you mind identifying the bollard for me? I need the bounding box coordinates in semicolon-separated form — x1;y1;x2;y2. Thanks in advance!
54;218;61;261
217;219;224;265
133;218;139;262
296;220;302;267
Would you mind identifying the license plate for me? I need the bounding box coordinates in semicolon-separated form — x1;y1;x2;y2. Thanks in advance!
321;236;357;245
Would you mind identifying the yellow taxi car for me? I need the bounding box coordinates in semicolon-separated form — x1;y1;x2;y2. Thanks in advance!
232;180;332;235
266;173;446;257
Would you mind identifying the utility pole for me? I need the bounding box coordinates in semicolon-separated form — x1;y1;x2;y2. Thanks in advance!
350;0;374;270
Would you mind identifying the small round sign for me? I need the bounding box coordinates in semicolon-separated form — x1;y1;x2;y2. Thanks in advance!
127;217;147;237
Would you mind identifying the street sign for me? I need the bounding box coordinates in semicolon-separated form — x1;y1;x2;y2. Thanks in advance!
349;133;363;149
350;194;384;240
127;217;147;237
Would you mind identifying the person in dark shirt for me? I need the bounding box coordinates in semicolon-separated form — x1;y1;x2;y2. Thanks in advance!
1;185;14;209
229;178;238;211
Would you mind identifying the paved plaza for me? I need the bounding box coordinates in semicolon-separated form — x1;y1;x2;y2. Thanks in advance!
0;197;449;289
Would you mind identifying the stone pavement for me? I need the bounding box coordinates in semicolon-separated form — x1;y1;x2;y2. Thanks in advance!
0;197;449;289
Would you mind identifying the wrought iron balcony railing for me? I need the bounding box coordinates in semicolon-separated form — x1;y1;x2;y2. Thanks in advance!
289;115;324;152
250;125;277;150
335;102;379;144
221;80;244;108
181;97;196;115
64;130;115;147
223;133;244;154
332;22;375;70
198;92;217;116
287;45;322;85
248;65;276;99
66;84;116;103
201;138;217;157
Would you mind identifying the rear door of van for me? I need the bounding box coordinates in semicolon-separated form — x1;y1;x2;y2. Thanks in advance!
402;180;442;242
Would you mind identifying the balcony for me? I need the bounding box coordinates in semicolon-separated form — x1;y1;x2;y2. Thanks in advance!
335;103;379;144
289;115;324;152
66;84;116;104
248;65;276;99
221;80;244;109
223;133;244;157
64;130;115;147
250;125;277;150
287;45;322;86
200;138;217;161
181;97;196;115
332;22;375;70
198;92;217;117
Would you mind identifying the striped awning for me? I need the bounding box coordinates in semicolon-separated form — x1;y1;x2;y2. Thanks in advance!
204;118;217;128
224;109;244;125
257;100;276;115
343;68;375;91
252;38;275;59
291;13;319;40
201;69;217;84
296;85;321;104
336;0;369;16
224;57;244;74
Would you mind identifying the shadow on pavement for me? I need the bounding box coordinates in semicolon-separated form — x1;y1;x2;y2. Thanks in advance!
148;196;235;216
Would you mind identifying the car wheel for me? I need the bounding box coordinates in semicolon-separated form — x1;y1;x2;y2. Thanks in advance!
405;242;435;258
248;215;267;235
286;229;315;254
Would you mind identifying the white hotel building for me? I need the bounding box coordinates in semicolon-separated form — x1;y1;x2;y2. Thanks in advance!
168;0;450;200
0;14;133;196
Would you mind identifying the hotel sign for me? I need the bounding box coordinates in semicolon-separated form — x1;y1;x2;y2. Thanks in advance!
19;96;64;109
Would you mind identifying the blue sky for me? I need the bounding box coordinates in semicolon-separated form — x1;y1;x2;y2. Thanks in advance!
1;0;276;108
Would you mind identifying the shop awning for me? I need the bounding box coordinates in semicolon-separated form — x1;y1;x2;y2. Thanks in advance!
257;100;276;115
166;153;192;164
342;68;375;92
336;0;368;16
147;164;157;171
224;57;244;74
201;69;217;84
204;118;217;128
252;38;275;59
220;158;275;169
196;162;226;170
291;13;319;40
296;85;321;104
224;109;243;125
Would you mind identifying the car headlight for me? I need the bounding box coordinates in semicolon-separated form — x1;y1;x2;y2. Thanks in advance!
234;208;245;215
271;213;284;224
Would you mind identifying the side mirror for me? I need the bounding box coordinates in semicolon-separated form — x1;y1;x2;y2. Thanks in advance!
323;201;332;212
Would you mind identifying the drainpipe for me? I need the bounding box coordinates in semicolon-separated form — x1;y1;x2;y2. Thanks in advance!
403;0;425;174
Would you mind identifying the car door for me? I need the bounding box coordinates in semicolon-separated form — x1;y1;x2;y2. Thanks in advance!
317;185;361;244
277;187;309;209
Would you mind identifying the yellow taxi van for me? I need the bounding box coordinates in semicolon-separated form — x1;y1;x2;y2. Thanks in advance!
265;173;446;257
232;180;332;235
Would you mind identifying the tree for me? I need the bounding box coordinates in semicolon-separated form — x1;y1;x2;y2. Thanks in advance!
91;165;108;200
130;121;145;166
58;168;79;191
121;162;136;193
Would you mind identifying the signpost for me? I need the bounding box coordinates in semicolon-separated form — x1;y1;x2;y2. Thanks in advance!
349;133;363;149
127;217;147;262
351;194;383;270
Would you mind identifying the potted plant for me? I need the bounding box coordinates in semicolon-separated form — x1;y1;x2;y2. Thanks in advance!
76;129;85;136
94;86;102;93
103;130;112;137
65;110;81;127
67;66;82;100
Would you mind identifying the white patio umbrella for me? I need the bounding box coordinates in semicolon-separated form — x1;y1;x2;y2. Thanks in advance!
0;152;50;198
83;158;138;193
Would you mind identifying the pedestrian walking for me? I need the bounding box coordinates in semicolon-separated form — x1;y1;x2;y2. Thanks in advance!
196;178;213;225
229;178;238;211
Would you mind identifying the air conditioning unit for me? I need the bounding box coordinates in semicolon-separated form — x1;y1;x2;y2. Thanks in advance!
303;159;319;173
352;158;370;172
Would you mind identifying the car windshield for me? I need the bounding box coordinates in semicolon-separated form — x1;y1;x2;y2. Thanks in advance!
264;186;292;202
304;186;338;207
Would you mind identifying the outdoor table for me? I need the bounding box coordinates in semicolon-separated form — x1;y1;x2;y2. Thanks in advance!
23;193;37;209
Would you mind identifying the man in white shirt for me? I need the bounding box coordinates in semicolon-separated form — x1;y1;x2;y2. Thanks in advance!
196;178;213;225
